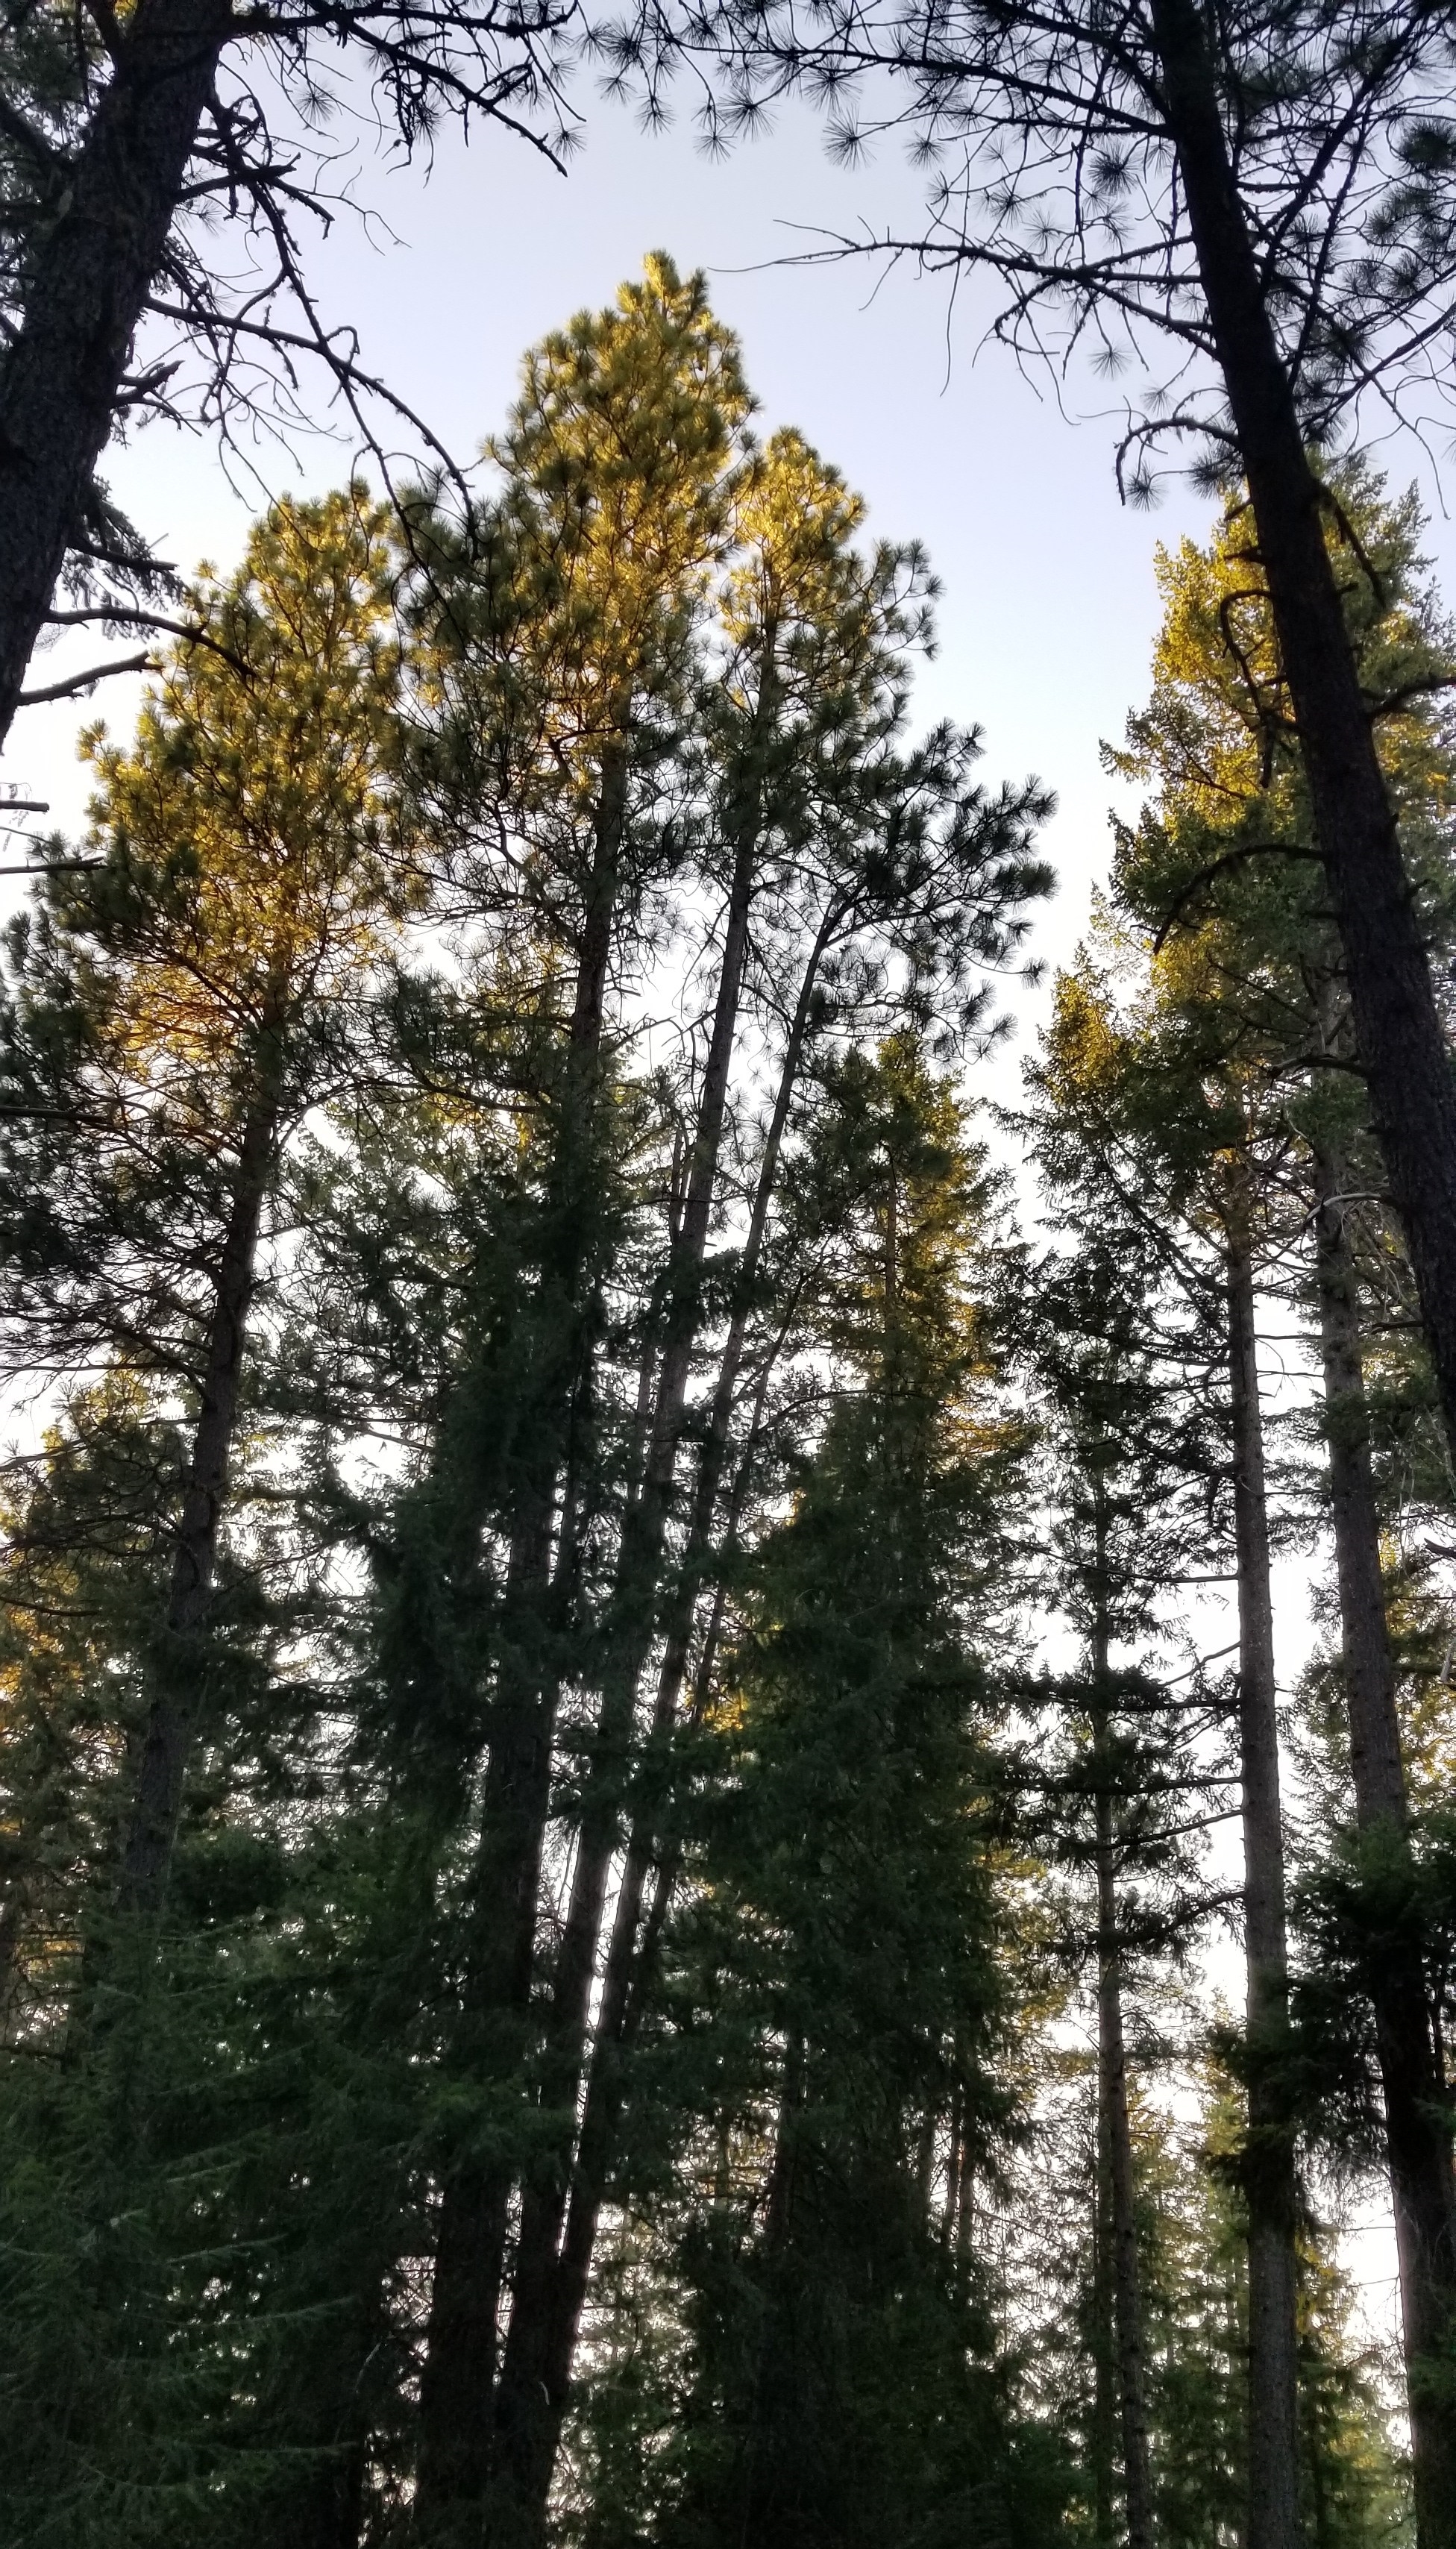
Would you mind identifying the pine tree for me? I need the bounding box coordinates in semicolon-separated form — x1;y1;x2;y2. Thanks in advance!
615;1034;1060;2548
1109;471;1456;2541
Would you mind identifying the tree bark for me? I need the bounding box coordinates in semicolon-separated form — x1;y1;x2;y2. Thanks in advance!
116;1066;276;1918
1091;1630;1155;2549
0;0;232;744
1226;1194;1302;2549
628;894;838;1746
487;775;764;2538
1151;0;1456;1472
414;758;626;2538
411;1488;565;2528
1091;2091;1117;2549
1311;1135;1456;2546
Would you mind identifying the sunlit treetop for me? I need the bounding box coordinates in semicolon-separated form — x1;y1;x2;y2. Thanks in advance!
485;252;755;758
75;488;412;1103
720;425;934;727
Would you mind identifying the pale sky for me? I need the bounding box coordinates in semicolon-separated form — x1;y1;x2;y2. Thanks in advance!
15;81;1456;885
5;90;1223;888
14;83;1455;990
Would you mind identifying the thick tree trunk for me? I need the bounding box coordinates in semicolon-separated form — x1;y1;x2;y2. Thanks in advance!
1311;1136;1456;2544
116;1070;276;1918
0;0;231;744
1151;0;1456;1471
1091;1684;1155;2549
412;1491;564;2525
1226;1199;1302;2549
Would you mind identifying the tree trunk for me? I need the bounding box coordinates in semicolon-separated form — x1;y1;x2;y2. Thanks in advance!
488;772;765;2537
414;759;627;2537
0;0;230;743
1091;2090;1117;2549
489;1341;781;2532
1311;1135;1456;2545
624;894;838;1754
1151;0;1456;1471
484;896;832;2531
1226;1194;1302;2549
116;1067;277;1919
1091;1675;1155;2549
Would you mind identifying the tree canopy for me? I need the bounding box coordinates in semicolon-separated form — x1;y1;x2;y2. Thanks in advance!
3;254;1456;2549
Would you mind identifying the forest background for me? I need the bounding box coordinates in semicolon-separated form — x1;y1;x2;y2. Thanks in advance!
5;24;1456;2549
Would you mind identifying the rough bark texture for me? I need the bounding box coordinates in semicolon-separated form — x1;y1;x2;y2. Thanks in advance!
1151;0;1456;1473
1226;1203;1302;2549
0;0;231;744
1312;1137;1456;2546
116;1074;275;1918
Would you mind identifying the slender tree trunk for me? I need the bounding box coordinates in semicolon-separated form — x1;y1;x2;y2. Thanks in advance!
489;772;766;2536
1091;1662;1155;2549
414;758;627;2536
486;876;837;2539
492;1344;780;2525
1226;1195;1302;2549
116;1067;277;1919
1091;2095;1117;2549
1151;0;1456;1470
630;896;838;1746
0;0;230;743
1095;1802;1155;2549
615;1379;775;2063
1311;1135;1456;2545
953;2084;976;2263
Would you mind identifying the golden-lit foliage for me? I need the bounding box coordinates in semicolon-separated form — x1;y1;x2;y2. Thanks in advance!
481;252;752;788
1103;468;1456;1074
1110;468;1456;838
79;487;408;1098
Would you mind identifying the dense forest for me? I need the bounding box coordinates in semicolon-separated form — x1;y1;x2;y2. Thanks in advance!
1;246;1455;2549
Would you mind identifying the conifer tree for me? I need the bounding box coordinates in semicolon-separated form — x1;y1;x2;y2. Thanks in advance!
1110;472;1456;2541
618;0;1456;1490
0;496;423;2549
1031;948;1305;2549
609;1033;1058;2548
1025;1232;1224;2549
480;425;1051;2541
0;486;407;1962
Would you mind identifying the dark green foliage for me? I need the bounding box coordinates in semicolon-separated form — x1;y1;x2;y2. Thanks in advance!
0;257;1427;2549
